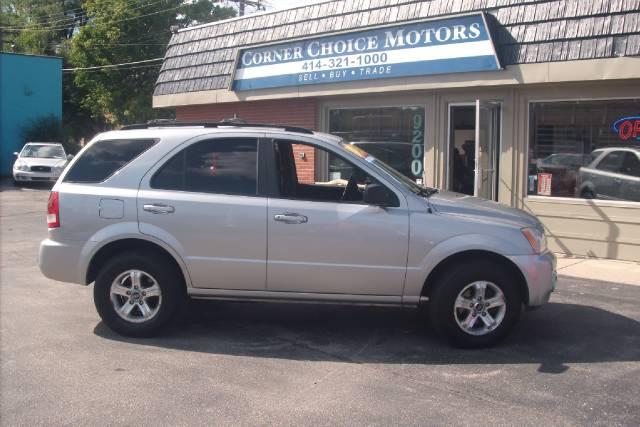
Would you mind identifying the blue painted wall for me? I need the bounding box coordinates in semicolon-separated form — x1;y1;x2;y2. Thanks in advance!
0;53;62;176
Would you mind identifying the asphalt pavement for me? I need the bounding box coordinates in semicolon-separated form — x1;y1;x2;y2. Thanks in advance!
1;180;639;426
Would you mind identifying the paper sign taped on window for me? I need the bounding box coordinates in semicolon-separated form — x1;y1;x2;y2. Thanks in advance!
537;173;552;196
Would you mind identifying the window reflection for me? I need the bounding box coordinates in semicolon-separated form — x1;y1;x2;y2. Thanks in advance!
329;107;425;181
528;100;640;202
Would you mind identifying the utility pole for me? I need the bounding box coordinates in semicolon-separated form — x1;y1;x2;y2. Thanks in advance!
228;0;266;17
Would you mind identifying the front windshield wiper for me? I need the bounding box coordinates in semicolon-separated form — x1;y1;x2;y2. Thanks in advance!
417;187;439;198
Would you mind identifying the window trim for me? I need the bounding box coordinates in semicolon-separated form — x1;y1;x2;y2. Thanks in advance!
268;138;401;207
62;138;159;184
525;97;640;206
149;137;261;197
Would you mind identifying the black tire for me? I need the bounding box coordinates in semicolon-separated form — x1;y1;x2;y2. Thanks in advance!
93;251;185;337
581;188;595;199
428;260;522;348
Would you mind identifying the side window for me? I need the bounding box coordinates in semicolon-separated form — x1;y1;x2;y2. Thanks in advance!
64;139;157;183
596;152;624;173
274;140;398;206
151;150;185;191
622;153;640;177
151;138;258;196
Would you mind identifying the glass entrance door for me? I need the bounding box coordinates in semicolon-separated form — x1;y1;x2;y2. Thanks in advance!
449;101;501;200
475;101;501;200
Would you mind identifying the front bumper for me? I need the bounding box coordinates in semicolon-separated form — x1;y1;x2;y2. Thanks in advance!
509;251;557;307
13;170;60;182
39;238;85;285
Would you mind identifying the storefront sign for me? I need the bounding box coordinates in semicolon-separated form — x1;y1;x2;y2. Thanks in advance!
612;116;640;141
232;13;500;91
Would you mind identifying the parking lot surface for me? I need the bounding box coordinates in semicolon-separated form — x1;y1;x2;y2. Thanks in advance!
1;181;639;426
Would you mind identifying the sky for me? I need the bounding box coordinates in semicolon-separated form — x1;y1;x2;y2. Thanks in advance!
264;0;328;11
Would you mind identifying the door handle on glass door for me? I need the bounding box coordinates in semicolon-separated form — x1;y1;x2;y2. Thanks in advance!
274;212;308;224
143;204;175;214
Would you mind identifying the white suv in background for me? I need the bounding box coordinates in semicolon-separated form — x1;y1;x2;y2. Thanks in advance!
13;142;71;185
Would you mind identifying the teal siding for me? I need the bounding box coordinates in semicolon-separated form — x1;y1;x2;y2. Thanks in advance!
0;53;62;176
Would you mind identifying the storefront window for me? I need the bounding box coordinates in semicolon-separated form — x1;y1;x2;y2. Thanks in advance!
328;107;425;182
528;100;640;202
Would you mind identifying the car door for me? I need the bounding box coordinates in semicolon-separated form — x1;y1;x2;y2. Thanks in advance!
620;152;640;202
265;136;410;296
138;134;267;290
591;151;625;200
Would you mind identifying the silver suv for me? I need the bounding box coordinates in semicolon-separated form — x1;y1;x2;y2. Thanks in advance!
39;121;556;348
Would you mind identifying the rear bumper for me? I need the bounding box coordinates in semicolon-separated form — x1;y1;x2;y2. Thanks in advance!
39;238;85;285
509;251;557;307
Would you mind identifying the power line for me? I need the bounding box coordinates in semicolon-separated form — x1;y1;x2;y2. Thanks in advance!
63;62;163;73
63;57;163;71
1;0;168;28
0;4;182;32
78;42;167;46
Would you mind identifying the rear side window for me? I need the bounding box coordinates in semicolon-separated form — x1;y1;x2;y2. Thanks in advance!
151;138;258;196
595;152;624;173
64;139;157;183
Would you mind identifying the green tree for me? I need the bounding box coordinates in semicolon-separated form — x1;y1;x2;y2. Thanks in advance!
2;1;236;141
1;0;83;55
19;114;83;154
67;0;235;126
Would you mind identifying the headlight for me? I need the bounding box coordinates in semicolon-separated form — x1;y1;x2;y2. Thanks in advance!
15;162;29;171
521;227;547;254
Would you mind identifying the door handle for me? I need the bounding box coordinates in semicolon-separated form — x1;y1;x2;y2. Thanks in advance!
143;204;175;214
614;178;622;184
274;212;308;224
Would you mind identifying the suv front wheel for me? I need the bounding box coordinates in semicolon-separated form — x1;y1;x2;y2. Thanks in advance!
93;252;184;337
428;260;522;348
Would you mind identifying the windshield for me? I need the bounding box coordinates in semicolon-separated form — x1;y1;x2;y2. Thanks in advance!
21;144;65;159
341;141;434;195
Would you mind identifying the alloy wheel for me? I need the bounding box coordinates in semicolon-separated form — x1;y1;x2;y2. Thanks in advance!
453;281;507;336
110;270;162;323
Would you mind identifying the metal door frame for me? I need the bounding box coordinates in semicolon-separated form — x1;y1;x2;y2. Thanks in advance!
474;100;502;200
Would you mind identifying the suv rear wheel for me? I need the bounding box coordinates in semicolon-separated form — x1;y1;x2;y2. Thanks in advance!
428;260;522;348
93;252;184;337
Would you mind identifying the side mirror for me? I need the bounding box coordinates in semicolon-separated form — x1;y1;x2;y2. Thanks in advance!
67;154;74;161
363;183;397;207
13;152;19;157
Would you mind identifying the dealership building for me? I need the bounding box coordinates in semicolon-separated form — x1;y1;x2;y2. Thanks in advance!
154;0;640;261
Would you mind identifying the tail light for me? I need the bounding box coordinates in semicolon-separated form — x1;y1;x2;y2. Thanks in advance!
47;191;60;228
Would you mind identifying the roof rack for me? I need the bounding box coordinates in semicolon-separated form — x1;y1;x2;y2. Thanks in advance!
120;119;314;135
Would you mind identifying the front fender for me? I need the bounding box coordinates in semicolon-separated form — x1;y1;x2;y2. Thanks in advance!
402;233;530;304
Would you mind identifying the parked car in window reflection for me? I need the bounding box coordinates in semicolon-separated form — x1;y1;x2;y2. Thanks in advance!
576;147;640;202
535;153;593;197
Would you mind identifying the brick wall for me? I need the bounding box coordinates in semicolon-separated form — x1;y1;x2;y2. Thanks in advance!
176;98;317;183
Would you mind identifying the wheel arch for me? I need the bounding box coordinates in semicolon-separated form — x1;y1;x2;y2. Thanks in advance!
85;238;190;289
421;250;529;305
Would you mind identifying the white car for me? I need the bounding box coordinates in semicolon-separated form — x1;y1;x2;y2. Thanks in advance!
13;142;71;184
576;147;640;202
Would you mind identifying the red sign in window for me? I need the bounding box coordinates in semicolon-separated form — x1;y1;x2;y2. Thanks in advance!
537;173;552;196
612;116;640;141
